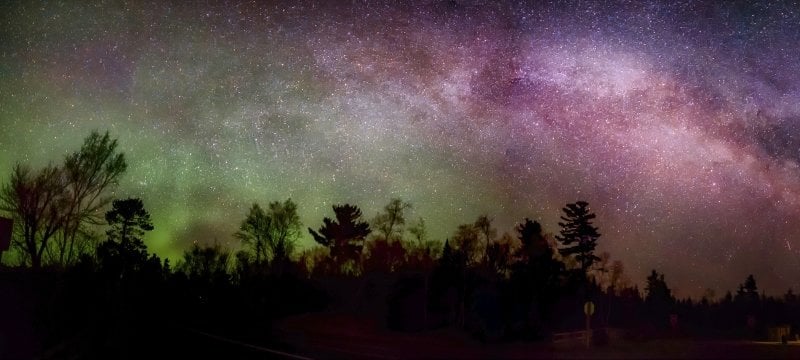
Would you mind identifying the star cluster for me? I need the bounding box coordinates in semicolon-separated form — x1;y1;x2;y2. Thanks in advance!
2;0;800;297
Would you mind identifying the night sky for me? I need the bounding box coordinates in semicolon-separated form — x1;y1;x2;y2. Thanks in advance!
2;1;800;298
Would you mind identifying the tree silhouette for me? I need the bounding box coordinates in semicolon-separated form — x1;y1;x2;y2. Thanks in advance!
485;233;512;277
104;198;154;244
785;288;796;303
178;243;231;283
406;217;440;270
408;217;428;246
510;218;564;334
235;203;270;264
442;225;485;328
555;201;601;274
364;237;407;273
431;239;467;326
645;270;672;303
645;269;674;326
452;223;480;265
0;164;62;269
365;199;412;273
608;260;627;294
235;199;301;272
309;204;371;274
736;274;759;304
57;131;127;266
265;199;301;272
0;132;126;268
439;239;459;269
372;198;411;243
474;215;496;263
515;219;548;263
296;246;333;277
97;198;154;278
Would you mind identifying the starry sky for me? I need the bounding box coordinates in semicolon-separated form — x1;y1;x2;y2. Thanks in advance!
2;0;800;298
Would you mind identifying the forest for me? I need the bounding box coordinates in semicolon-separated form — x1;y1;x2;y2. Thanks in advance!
1;131;799;359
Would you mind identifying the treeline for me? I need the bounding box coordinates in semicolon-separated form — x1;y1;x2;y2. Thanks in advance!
2;131;800;357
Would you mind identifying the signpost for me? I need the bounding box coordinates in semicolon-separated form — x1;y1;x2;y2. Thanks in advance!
0;217;12;265
584;301;595;348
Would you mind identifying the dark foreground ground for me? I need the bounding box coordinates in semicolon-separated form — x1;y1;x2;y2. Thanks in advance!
128;313;800;360
8;312;800;359
267;313;800;360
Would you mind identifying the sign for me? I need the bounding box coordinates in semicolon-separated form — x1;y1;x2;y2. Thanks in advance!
0;217;12;251
584;301;595;316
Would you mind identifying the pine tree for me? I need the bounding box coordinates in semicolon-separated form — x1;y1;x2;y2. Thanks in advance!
555;201;601;274
736;274;759;304
97;198;153;278
309;204;371;274
645;270;672;304
510;218;565;331
644;269;674;325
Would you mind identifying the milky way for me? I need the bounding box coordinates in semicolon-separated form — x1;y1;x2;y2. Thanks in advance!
2;1;800;297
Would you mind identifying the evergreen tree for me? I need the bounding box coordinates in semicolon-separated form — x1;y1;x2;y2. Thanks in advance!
309;204;371;274
645;270;672;304
555;201;601;274
736;274;759;304
516;219;548;262
644;269;674;326
438;239;464;272
510;218;564;334
97;198;153;278
431;239;467;326
104;198;154;245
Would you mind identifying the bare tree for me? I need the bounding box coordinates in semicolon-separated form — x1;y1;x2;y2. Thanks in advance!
1;131;126;268
178;243;231;282
452;223;480;265
408;216;427;247
407;216;440;267
474;215;496;263
235;199;301;272
372;198;411;243
266;199;301;265
235;203;270;264
0;164;63;269
56;131;127;266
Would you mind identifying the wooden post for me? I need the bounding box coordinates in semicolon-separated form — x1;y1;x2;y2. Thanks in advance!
584;301;595;348
585;314;592;348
